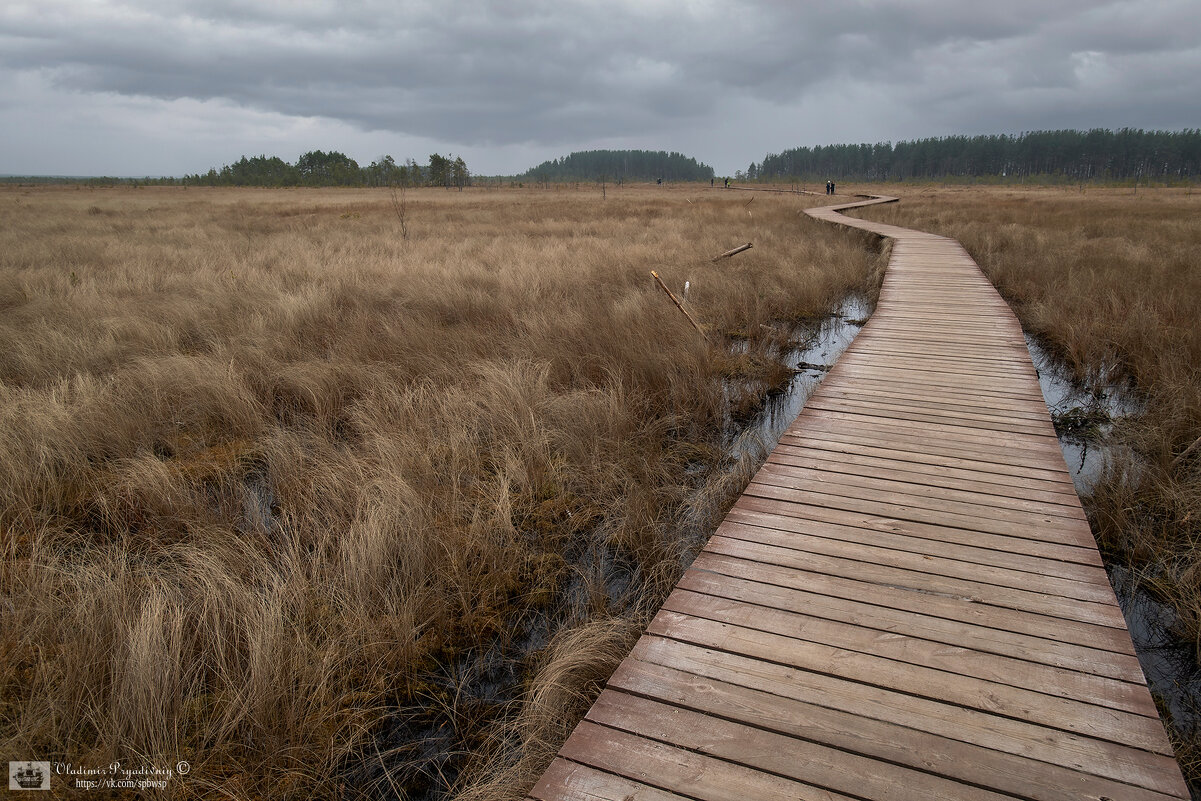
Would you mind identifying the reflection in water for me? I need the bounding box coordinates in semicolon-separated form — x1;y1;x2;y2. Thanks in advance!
1110;566;1201;732
1025;335;1201;743
726;295;870;459
1025;333;1141;495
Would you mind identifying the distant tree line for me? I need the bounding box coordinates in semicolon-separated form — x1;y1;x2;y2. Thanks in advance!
0;175;176;186
180;151;471;188
522;149;715;183
748;129;1201;183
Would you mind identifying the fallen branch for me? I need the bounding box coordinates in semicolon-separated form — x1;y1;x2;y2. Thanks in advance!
651;270;706;339
1173;434;1201;466
712;242;753;262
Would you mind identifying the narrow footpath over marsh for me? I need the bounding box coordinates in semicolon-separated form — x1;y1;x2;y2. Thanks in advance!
528;195;1190;801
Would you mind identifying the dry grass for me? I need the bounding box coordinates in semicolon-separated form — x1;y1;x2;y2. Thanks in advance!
0;183;881;798
854;183;1201;790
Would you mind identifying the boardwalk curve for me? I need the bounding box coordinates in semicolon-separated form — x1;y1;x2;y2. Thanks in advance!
529;195;1189;801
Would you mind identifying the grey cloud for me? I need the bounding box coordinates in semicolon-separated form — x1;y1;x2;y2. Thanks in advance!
1;0;1198;174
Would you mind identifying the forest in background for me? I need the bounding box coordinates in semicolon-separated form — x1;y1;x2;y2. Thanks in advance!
745;128;1201;183
3;128;1199;187
520;149;715;183
0;151;472;188
180;151;470;188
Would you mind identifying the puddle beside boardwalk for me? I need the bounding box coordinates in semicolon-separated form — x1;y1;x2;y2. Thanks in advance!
1025;333;1141;495
1110;566;1201;731
1025;334;1201;762
725;294;870;459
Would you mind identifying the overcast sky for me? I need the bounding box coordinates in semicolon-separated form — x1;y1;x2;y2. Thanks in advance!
2;0;1198;177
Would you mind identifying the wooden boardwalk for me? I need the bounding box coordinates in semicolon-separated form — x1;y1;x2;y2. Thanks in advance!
529;196;1189;801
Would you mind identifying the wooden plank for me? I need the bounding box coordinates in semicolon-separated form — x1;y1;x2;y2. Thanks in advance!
645;610;1171;753
677;566;1140;681
803;395;1055;436
818;371;1055;409
557;721;859;801
705;532;1124;627
826;363;1050;397
529;759;690;801
792;407;1065;455
776;431;1078;488
830;365;1046;393
689;550;1139;658
587;691;1016;801
789;409;1066;460
609;657;1182;801
837;350;1034;375
715;517;1113;604
628;636;1185;797
853;336;1034;357
814;384;1056;422
721;505;1110;587
755;459;1089;521
844;352;1034;375
742;481;1098;549
733;494;1105;567
661;588;1154;716
849;339;1035;361
831;357;1047;386
765;447;1081;505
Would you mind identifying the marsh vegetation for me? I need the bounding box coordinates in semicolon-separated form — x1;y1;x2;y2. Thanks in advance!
0;184;883;798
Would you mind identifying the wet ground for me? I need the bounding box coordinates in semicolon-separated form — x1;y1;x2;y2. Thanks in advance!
1026;335;1201;786
1025;333;1141;495
357;298;871;798
726;295;870;459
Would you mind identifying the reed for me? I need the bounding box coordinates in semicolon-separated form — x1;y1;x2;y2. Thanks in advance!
0;184;881;798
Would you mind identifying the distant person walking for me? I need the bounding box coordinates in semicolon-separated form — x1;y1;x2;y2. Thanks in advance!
724;177;729;189
825;180;833;195
831;180;835;194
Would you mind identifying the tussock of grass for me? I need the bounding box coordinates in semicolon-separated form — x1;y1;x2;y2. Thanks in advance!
0;184;879;798
858;184;1201;791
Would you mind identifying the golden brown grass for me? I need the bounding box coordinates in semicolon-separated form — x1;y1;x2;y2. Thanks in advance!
854;183;1201;790
0;183;881;798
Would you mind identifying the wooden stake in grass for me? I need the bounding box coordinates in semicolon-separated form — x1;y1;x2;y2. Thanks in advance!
651;270;706;339
712;243;752;262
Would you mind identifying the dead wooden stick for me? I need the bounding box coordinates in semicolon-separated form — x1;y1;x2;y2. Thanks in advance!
651;270;706;338
712;242;753;261
1173;434;1201;466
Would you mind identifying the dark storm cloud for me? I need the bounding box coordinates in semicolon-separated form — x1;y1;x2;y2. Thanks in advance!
6;0;729;145
1;1;1198;174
